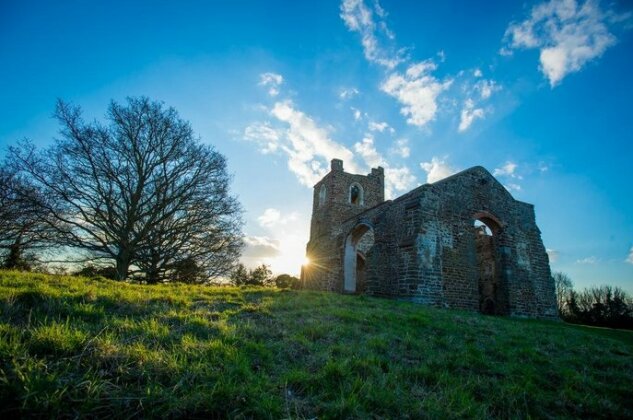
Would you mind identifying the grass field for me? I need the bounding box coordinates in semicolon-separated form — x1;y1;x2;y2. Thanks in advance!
0;270;631;418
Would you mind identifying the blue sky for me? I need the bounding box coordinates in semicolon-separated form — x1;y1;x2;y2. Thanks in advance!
1;0;632;291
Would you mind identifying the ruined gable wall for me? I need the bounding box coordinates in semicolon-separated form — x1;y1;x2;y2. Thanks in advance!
410;167;556;319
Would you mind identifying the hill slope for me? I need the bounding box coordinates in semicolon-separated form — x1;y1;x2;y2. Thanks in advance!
0;271;631;418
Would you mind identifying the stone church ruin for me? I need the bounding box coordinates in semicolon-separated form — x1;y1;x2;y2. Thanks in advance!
300;159;557;319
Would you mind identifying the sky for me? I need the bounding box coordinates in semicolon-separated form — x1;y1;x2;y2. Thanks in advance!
1;0;632;291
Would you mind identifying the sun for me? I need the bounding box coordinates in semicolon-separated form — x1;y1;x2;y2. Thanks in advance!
264;234;308;276
302;256;310;266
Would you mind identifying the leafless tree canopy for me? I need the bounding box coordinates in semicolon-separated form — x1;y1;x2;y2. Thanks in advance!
11;97;243;281
0;166;60;269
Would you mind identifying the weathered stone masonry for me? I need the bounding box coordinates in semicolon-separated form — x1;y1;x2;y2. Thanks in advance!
301;159;557;319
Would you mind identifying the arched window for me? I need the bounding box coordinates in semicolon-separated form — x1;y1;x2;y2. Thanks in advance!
349;183;364;206
474;220;493;236
318;184;327;207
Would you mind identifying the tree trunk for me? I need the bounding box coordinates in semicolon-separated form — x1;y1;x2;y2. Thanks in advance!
115;250;130;281
4;234;27;270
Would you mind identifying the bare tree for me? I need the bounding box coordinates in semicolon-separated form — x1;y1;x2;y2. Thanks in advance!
553;271;573;316
0;165;60;269
11;97;243;280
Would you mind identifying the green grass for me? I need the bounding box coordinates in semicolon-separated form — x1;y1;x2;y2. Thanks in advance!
0;270;631;418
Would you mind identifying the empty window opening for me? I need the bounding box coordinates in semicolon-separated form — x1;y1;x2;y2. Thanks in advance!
318;184;326;207
350;183;364;205
474;219;493;236
473;213;504;315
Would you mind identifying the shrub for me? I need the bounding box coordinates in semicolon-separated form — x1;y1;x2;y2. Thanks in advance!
274;274;301;289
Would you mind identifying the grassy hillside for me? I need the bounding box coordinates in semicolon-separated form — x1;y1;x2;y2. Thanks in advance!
0;271;631;418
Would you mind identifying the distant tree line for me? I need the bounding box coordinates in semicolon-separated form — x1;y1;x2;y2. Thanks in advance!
554;272;633;330
229;263;301;289
1;97;243;284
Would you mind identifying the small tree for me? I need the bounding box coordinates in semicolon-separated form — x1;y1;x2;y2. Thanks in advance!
230;263;250;286
250;264;272;286
229;263;273;286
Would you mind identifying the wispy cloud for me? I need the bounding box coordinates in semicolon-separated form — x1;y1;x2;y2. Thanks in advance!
546;248;560;263
458;70;500;132
390;138;410;158
257;208;299;228
353;135;416;198
576;256;599;264
245;95;362;187
244;122;282;154
368;120;391;132
504;183;522;192
458;99;485;132
493;161;519;177
259;72;284;96
503;0;628;87
381;61;453;127
339;87;360;100
494;161;522;192
351;107;362;121
626;246;633;264
242;236;281;259
269;99;360;187
420;156;458;183
340;0;404;69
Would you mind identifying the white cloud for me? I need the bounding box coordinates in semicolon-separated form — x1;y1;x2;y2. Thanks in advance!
351;107;362;121
503;0;623;87
384;166;416;198
257;208;299;228
420;157;458;183
494;161;522;192
493;161;519;177
242;236;281;259
475;79;499;100
390;138;410;158
340;0;404;68
258;208;281;227
270;99;360;187
339;87;360;100
576;256;599;264
354;135;383;167
259;72;284;96
546;248;560;263
626;246;633;264
458;99;485;132
244;122;282;154
504;183;522;192
381;60;453;127
353;135;416;198
368;120;390;132
457;74;499;132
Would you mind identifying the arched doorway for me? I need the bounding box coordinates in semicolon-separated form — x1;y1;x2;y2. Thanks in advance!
343;223;374;293
473;213;502;315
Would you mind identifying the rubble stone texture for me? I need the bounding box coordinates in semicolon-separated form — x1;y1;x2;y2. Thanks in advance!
301;159;557;319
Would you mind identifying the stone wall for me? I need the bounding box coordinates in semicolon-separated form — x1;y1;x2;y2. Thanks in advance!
301;161;558;320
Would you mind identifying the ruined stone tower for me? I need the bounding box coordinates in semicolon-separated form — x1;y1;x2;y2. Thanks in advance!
303;159;384;291
301;159;558;319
